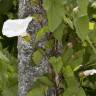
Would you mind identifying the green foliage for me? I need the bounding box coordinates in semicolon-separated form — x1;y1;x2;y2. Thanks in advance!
43;0;64;32
53;23;64;41
36;26;48;42
32;49;43;64
30;0;96;96
27;85;47;96
0;44;17;96
0;0;18;96
0;0;13;14
49;56;63;74
89;22;95;30
77;0;88;15
74;15;89;41
37;76;54;87
63;65;86;96
2;0;96;96
63;15;74;29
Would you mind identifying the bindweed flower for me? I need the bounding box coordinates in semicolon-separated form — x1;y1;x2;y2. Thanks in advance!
79;69;96;77
83;69;96;76
2;16;32;37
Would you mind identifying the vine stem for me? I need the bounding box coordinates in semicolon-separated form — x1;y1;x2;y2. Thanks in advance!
86;36;96;54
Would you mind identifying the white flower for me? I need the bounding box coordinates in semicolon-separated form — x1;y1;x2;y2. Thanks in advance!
2;16;32;37
73;6;79;13
83;69;96;76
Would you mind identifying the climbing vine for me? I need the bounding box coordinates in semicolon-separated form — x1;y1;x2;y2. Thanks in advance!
1;0;96;96
28;0;96;96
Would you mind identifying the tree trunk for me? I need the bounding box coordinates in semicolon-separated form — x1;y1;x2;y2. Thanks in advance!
18;0;50;96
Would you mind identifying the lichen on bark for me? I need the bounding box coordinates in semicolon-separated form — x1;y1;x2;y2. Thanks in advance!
18;0;50;96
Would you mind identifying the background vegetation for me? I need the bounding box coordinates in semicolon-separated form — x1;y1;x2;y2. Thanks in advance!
0;0;18;96
1;0;96;96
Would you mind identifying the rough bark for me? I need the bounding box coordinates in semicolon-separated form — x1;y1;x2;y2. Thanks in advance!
18;0;50;96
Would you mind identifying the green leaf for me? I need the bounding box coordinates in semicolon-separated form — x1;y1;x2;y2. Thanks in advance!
74;14;96;54
89;22;95;30
36;26;48;42
62;47;73;65
23;35;31;43
63;87;86;96
0;36;3;39
86;36;96;54
37;76;53;87
45;40;54;50
32;50;43;65
49;56;63;73
43;0;64;32
27;86;46;96
71;49;84;71
53;23;64;41
0;51;9;63
89;31;96;44
0;60;7;73
74;15;89;41
43;0;52;11
63;65;78;87
63;65;86;96
2;85;17;96
89;23;96;44
63;15;74;29
77;0;88;15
